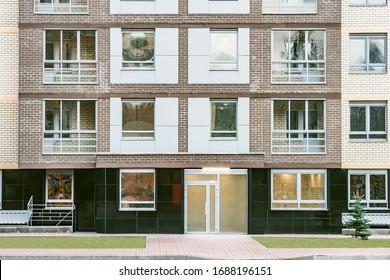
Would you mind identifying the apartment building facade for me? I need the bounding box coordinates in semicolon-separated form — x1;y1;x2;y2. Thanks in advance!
0;0;348;234
342;1;390;212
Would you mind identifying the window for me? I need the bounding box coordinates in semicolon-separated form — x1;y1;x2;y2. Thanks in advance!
349;102;387;140
210;100;237;138
272;100;326;153
35;0;88;14
122;30;155;70
43;100;97;153
122;100;155;138
46;170;73;208
44;30;97;84
349;0;387;6
271;170;327;210
349;170;388;209
272;30;325;83
262;0;317;14
350;35;386;73
120;169;156;211
210;30;238;70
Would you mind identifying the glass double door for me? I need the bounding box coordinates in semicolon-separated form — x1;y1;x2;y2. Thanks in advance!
185;181;219;233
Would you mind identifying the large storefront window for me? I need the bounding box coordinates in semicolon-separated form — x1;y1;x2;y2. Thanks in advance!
120;169;156;211
271;170;327;210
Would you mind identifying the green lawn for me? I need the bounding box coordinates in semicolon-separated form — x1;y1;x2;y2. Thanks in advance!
0;237;146;249
252;237;390;248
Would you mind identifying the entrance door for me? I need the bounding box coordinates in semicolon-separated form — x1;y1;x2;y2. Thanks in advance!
185;181;219;233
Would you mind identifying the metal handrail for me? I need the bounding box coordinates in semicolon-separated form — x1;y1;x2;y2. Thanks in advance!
27;196;33;226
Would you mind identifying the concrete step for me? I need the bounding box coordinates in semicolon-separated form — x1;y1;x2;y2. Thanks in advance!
0;226;72;233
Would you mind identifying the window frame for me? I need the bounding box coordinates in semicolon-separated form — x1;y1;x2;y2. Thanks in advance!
209;29;238;71
121;29;155;71
42;99;98;154
349;0;387;6
210;99;238;139
349;101;387;141
271;29;326;84
349;34;387;74
121;99;155;139
348;170;388;210
271;169;328;211
271;99;326;154
119;169;156;211
45;170;74;209
43;29;98;84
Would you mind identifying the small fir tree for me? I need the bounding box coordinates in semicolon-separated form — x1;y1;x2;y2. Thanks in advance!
346;193;370;240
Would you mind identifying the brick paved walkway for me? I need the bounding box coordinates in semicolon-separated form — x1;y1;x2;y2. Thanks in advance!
1;234;390;259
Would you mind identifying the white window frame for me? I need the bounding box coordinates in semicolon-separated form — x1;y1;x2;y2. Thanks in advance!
43;99;98;154
271;29;326;84
262;0;317;14
121;99;155;139
121;29;155;71
349;35;387;73
349;102;387;141
119;169;156;211
34;0;89;14
348;170;388;210
271;169;328;211
43;29;98;84
210;29;238;71
210;99;238;139
349;0;387;6
45;170;74;209
271;99;326;154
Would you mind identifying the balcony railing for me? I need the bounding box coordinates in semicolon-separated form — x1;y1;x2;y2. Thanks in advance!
43;131;97;154
272;62;325;83
262;0;317;14
44;61;97;84
272;131;326;154
35;0;88;14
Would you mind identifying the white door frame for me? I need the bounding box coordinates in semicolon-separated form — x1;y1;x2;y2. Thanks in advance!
184;180;220;234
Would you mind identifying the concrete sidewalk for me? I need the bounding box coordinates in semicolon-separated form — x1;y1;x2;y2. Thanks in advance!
1;233;390;260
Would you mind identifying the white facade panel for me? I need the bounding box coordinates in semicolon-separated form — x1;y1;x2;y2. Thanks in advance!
155;98;179;126
188;56;210;84
120;140;156;153
209;70;239;84
188;29;210;56
155;0;179;14
155;56;179;84
237;98;250;126
120;70;156;84
110;28;122;56
110;98;122;126
155;126;178;153
110;56;122;84
110;125;122;153
110;0;178;14
209;140;239;153
188;126;210;153
188;98;210;126
188;0;250;14
238;28;250;56
237;125;250;153
155;28;179;56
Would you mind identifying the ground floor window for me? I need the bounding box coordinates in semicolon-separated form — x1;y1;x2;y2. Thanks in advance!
120;169;156;211
348;170;388;209
271;169;327;210
46;170;73;208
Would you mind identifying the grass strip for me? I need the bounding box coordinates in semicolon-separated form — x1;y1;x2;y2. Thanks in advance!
0;237;146;249
252;237;390;248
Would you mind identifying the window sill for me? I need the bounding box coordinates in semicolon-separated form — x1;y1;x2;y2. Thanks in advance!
121;68;155;71
209;69;239;72
210;138;238;141
271;81;326;85
349;4;387;6
349;139;387;143
121;137;155;141
119;208;156;212
349;71;387;74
